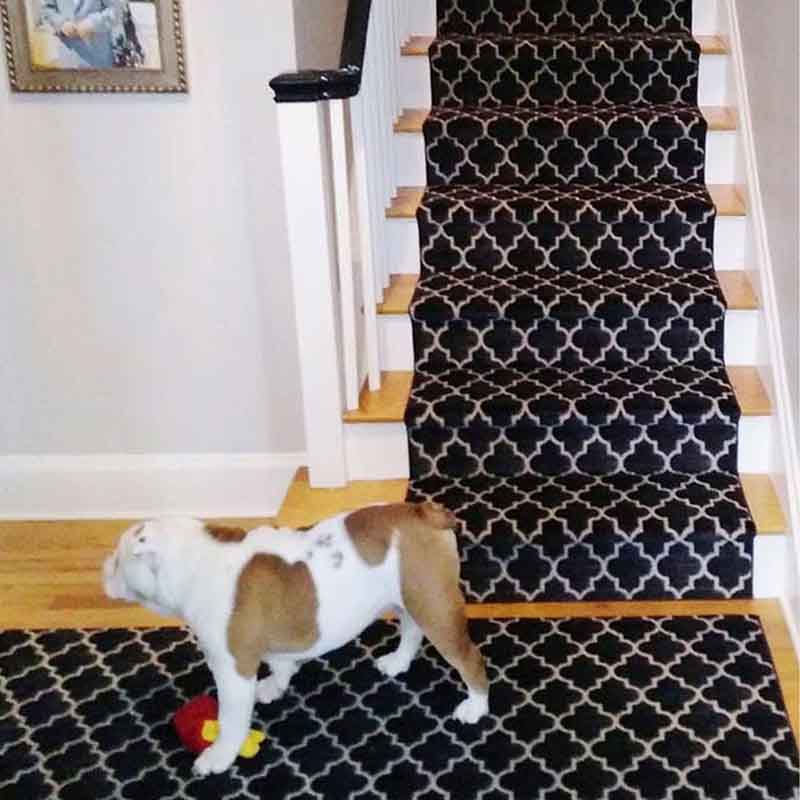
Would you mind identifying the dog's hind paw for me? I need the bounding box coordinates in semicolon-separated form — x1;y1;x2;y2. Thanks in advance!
376;651;412;678
453;692;488;725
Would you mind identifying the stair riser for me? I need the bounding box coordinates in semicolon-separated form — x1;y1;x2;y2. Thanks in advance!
753;534;791;598
400;52;730;109
395;128;737;186
388;215;748;274
379;307;758;371
405;0;723;37
345;414;771;480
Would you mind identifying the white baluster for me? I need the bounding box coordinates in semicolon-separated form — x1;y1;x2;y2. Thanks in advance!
389;0;402;118
350;93;382;391
376;2;396;286
366;20;391;296
328;99;360;411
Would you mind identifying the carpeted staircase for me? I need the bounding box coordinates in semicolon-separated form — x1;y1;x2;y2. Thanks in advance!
405;0;756;603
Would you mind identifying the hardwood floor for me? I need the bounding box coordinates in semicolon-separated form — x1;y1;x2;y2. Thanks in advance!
1;515;796;738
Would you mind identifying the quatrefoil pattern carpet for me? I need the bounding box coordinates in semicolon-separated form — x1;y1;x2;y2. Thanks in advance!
1;619;797;799
405;0;755;601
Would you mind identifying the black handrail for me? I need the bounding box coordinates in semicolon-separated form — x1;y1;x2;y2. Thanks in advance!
270;0;373;103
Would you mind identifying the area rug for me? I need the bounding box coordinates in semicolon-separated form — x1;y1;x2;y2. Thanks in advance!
1;617;797;799
405;0;756;601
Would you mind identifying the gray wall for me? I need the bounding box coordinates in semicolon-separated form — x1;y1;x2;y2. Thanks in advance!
0;0;305;454
735;0;800;631
292;0;349;69
736;0;799;424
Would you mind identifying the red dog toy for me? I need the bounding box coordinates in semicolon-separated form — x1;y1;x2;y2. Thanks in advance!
174;695;266;758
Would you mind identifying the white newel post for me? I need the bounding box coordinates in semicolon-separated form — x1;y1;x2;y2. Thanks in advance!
276;101;348;487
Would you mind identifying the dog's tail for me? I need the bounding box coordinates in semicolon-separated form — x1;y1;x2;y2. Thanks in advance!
414;501;457;530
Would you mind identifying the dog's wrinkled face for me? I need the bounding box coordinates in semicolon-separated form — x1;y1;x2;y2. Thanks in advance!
103;520;165;609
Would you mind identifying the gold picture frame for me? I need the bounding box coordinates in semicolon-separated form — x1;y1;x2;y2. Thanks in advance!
1;0;187;92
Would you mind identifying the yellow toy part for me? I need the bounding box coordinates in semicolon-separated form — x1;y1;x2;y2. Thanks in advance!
200;720;267;759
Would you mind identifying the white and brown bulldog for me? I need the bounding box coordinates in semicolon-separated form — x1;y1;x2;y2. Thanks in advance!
102;502;489;776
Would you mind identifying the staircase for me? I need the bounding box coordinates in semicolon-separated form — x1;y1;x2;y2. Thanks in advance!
268;2;798;794
303;1;788;604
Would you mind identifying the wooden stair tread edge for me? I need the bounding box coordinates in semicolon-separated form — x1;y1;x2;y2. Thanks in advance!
278;466;786;538
378;271;757;316
343;371;414;422
346;367;770;423
276;468;408;528
718;271;758;310
388;185;746;218
727;366;772;416
396;106;738;133
709;183;747;215
402;34;729;56
740;474;787;534
378;274;418;314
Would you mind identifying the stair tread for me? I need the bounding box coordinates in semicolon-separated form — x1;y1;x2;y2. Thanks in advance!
343;371;414;423
278;468;785;538
407;362;758;421
388;184;745;217
349;366;769;423
740;474;786;534
717;271;758;309
379;270;757;315
378;274;418;314
402;33;727;56
396;105;737;133
277;468;407;529
411;262;725;321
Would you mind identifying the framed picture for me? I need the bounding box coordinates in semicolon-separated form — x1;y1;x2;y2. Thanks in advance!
0;0;187;92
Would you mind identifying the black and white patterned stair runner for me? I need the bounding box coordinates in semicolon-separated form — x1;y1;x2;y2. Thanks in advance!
1;619;797;799
405;0;756;601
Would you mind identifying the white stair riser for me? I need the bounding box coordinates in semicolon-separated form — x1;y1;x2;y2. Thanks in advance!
345;423;409;480
379;308;759;371
399;53;729;110
394;129;738;186
693;0;722;36
407;0;436;38
345;415;772;481
405;1;724;38
753;534;790;598
724;309;758;365
387;216;748;274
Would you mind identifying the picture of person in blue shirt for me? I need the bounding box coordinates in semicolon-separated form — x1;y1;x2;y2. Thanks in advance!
34;0;146;69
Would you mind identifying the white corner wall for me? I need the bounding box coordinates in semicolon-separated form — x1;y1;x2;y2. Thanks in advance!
292;0;349;69
0;0;306;517
731;0;800;639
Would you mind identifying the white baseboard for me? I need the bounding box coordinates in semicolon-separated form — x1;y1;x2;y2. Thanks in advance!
0;453;305;520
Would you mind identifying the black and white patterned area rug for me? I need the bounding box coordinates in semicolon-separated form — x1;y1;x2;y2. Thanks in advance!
1;617;797;799
405;0;757;600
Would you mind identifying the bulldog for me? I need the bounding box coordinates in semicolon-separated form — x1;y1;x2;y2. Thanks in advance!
102;502;489;776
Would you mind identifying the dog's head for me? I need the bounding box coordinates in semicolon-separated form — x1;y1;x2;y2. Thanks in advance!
103;518;182;614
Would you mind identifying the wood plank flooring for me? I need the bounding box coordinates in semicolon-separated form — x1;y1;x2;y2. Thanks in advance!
0;504;796;745
0;513;795;738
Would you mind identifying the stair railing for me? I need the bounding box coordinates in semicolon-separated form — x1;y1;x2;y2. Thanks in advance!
270;1;409;486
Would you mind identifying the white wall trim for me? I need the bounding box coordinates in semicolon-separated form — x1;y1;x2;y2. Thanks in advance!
0;453;305;520
727;1;800;637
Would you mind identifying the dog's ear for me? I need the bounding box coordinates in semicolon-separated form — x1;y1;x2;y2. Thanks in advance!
130;524;160;572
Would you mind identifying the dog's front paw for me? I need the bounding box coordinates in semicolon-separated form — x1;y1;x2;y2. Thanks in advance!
453;692;488;725
256;676;286;705
192;741;238;777
376;651;411;678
